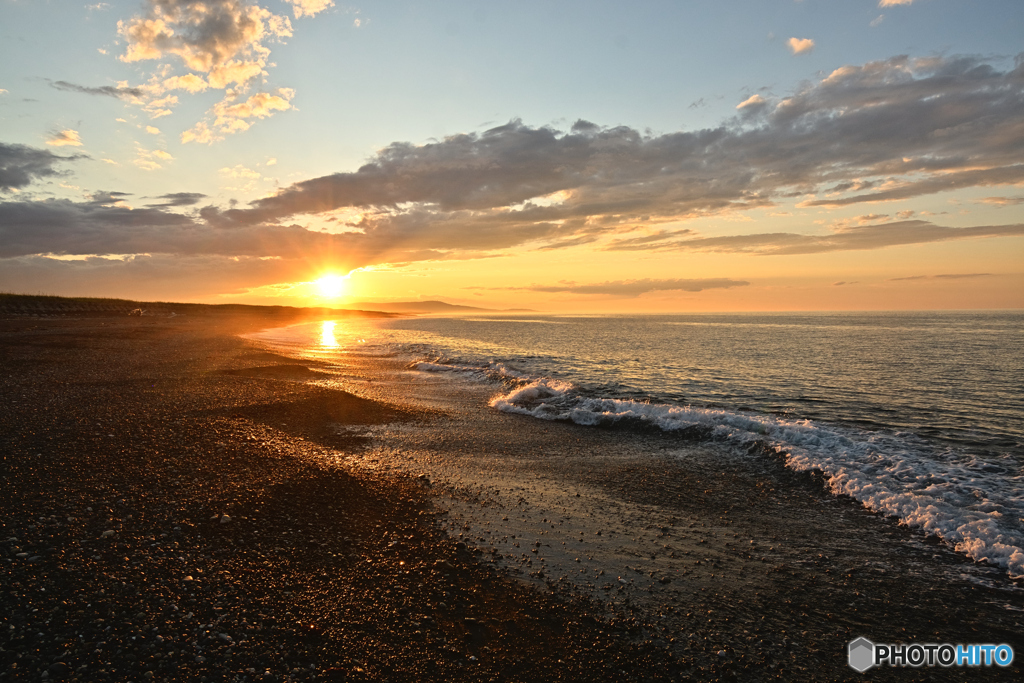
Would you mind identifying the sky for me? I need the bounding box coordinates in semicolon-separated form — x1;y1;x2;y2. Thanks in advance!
1;0;1022;312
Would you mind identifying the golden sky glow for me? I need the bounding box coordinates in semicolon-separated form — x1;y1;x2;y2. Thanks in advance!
0;1;1021;312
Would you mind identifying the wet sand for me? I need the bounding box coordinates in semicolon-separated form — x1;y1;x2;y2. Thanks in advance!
2;311;1021;682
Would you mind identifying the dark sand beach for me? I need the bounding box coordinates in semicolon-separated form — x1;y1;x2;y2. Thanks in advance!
1;305;1021;682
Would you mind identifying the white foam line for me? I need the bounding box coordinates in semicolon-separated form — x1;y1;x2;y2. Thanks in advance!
482;374;1024;580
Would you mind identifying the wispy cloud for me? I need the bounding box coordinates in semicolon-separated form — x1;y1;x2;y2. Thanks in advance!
633;221;1024;256
133;146;174;171
978;196;1024;207
46;130;83;147
890;273;993;281
879;0;915;7
51;80;143;99
477;278;750;297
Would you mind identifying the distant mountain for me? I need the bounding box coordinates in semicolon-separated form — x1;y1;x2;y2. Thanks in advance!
345;300;535;314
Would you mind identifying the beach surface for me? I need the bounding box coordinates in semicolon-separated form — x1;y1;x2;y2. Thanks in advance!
1;310;1020;682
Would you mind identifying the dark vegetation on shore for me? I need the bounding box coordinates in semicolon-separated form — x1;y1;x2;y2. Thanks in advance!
0;293;399;321
0;312;681;682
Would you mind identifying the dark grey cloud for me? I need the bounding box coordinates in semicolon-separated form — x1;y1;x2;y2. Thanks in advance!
192;53;1023;260
0;143;75;191
1;54;1022;274
494;278;750;297
51;81;144;99
148;192;207;207
0;197;358;264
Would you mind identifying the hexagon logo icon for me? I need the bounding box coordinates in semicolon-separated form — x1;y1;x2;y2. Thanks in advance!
848;637;875;672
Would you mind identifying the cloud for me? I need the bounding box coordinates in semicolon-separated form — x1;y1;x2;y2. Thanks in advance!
182;88;294;143
183;54;1023;264
118;0;291;74
879;0;914;6
3;53;1023;286
650;221;1024;256
736;94;767;110
134;147;174;170
605;230;693;251
51;80;144;99
147;192;207;207
890;273;993;281
219;164;261;179
978;196;1024;206
787;37;815;55
0;195;364;269
489;278;750;297
0;253;298;302
282;0;334;19
0;143;74;191
145;126;161;135
870;15;885;27
116;1;305;138
46;130;83;147
161;73;209;93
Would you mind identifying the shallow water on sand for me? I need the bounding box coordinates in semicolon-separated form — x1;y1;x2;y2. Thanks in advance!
247;311;1024;581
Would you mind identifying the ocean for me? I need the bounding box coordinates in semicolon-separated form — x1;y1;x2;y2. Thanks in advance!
248;311;1024;580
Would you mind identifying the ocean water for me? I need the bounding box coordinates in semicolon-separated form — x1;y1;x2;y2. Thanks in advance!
249;311;1024;579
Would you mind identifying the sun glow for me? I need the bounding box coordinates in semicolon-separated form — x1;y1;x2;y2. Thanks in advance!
314;274;348;299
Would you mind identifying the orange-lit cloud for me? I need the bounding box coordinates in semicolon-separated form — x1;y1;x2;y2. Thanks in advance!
182;88;295;143
283;0;334;19
787;37;815;55
46;130;83;147
736;94;766;110
115;1;304;138
118;0;291;74
2;54;1022;298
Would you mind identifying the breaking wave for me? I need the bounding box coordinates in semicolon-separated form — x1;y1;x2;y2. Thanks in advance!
417;364;1024;580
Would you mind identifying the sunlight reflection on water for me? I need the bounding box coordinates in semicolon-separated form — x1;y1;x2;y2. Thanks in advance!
320;320;339;348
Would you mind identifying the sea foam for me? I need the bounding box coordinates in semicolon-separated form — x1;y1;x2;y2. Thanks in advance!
419;366;1024;579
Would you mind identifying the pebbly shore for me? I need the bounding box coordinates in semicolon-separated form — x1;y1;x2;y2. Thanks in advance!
2;308;1021;683
0;313;678;682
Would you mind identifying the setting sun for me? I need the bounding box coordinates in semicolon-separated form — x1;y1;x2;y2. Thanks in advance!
314;274;348;299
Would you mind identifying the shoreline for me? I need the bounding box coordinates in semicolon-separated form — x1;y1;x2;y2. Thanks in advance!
1;313;1021;682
